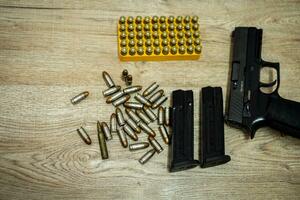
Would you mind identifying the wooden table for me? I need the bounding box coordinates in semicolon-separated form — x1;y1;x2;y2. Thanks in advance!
0;1;299;199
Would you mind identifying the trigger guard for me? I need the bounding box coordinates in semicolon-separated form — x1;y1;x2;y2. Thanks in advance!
260;80;277;88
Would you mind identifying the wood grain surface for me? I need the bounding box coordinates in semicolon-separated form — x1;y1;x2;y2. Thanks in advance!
0;0;300;199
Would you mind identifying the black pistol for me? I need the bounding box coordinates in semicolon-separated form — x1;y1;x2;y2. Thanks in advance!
226;27;300;139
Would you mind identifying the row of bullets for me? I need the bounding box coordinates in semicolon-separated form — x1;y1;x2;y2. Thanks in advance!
71;70;170;164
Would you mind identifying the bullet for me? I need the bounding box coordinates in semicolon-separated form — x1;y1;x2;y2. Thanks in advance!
153;39;160;47
120;32;126;39
162;46;169;55
192;16;198;23
116;107;125;126
168;24;175;31
128;31;134;38
185;31;192;38
161;39;168;46
123;85;142;94
119;16;126;24
158;106;165;125
144;24;150;31
102;71;115;88
143;106;157;121
138;149;156;165
121;69;128;81
194;38;201;45
144;31;151;39
148;89;164;103
195;45;202;54
129;47;136;56
136;16;142;24
124;102;144;110
145;39;152;46
137;47;144;55
152;16;159;23
112;95;130;107
127;16;134;24
76;127;92;145
179;46;185;54
154;47;161;55
126;117;141;133
193;23;199;31
171;46;177;55
176;16;183;23
187;46;194;54
120;40;127;47
120;47;127;56
152;23;158;31
100;122;112;140
129;142;149;151
125;108;140;123
135;93;151;106
97;121;109;159
117;125;128;148
186;38;193;45
137;39;143;46
176;24;183;31
160;24;167;32
158;125;169;144
106;91;125;103
129;39;135;47
185;24;191;31
178;38;185;46
146;47;153;55
136;110;151;124
177;32;184;39
125;75;132;86
184;16;190;23
136;25;142;32
119;24;126;31
169;31;175;38
71;91;89;105
152;96;168;109
164;107;170;126
103;86;121;97
170;38;177;46
139;121;156;137
148;136;163;153
168;16;174;23
152;31;159;39
143;82;159;97
160;16;166;23
110;113;117;133
123;124;138;141
144;16;150;24
193;31;200;38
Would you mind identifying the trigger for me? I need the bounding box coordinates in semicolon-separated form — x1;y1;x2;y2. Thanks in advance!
260;80;277;88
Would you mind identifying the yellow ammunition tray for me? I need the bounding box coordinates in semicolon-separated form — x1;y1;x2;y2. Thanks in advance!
117;16;202;61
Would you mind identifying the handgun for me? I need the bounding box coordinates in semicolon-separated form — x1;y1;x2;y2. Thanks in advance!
225;27;300;139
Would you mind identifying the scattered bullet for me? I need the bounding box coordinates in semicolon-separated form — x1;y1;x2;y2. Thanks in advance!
143;106;157;122
117;125;128;148
97;121;109;159
106;91;125;103
136;110;151;124
116;108;126;126
158;125;169;144
103;86;121;97
152;96;168;109
123;124;138;141
139;149;156;165
101;122;112;140
77;127;92;145
148;89;164;103
110;113;117;133
164;107;170;126
121;69;128;81
102;71;115;88
124;102;144;110
158;107;165;125
135;93;151;106
125;108;140;123
71;91;89;105
112;95;130;107
123;85;142;94
125;75;133;86
143;82;159;97
148;136;163;153
126;117;141;133
129;142;149;151
139;121;156;137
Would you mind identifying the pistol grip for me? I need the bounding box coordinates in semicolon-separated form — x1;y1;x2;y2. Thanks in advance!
267;94;300;138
